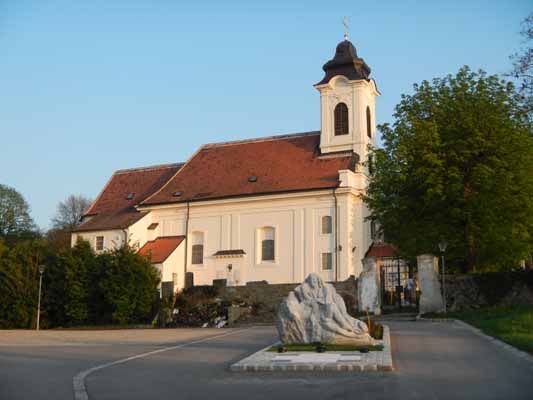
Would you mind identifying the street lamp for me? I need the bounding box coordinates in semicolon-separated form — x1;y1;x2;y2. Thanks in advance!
438;240;448;313
36;265;45;331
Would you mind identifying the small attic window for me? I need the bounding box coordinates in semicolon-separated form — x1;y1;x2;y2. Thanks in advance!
173;191;183;197
126;193;134;200
248;175;257;183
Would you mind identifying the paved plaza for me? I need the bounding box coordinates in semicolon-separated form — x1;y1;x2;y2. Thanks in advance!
1;321;531;400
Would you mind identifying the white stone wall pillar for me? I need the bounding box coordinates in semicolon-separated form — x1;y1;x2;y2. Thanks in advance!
417;254;444;314
357;257;381;315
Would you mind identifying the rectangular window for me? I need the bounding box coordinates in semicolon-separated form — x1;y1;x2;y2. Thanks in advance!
95;236;104;251
261;240;275;261
260;227;275;262
322;216;332;234
321;252;332;270
192;244;204;264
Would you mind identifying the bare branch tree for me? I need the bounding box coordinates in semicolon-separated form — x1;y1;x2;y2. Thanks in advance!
51;195;93;231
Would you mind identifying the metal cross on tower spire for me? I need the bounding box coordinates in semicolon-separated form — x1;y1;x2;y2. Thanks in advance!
342;16;349;41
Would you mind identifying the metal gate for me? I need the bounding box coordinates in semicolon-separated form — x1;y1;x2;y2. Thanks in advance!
380;258;417;310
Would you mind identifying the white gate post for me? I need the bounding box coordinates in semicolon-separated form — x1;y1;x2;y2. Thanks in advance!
417;254;444;315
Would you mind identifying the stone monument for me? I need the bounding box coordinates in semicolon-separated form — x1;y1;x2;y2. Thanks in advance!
358;257;381;315
276;273;374;345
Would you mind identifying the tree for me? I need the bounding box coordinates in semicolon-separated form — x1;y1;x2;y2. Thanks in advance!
509;13;532;122
365;67;533;272
0;184;36;238
51;194;92;231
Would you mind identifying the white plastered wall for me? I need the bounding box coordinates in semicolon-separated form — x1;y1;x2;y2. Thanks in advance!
71;229;125;253
142;187;366;289
71;182;371;290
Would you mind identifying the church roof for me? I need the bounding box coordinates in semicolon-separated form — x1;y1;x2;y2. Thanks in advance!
73;163;183;232
139;236;185;264
317;39;371;85
141;132;357;206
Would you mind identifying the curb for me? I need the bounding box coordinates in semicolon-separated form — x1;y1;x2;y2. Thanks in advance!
453;319;533;368
229;325;393;372
416;317;533;368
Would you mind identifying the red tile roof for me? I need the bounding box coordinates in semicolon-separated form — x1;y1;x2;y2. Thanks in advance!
139;236;185;264
73;163;182;232
142;132;356;205
365;243;398;258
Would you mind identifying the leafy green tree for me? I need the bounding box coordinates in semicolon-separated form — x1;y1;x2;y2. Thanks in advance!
365;67;533;272
0;184;36;238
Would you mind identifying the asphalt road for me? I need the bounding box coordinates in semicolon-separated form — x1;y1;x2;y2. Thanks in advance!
1;321;531;400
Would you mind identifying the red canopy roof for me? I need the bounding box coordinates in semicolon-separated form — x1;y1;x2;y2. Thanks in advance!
365;243;397;258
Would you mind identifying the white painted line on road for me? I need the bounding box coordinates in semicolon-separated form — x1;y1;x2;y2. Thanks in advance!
72;328;252;400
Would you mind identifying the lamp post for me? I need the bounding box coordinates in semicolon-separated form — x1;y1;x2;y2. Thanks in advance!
438;240;448;313
36;265;45;331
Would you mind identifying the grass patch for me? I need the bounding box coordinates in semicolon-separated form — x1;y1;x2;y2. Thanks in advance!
267;343;383;352
424;305;533;354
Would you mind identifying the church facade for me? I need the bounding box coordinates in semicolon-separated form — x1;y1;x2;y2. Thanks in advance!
72;38;380;292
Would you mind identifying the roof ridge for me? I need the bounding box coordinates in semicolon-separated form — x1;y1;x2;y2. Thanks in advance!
140;145;206;205
115;162;184;174
202;130;320;148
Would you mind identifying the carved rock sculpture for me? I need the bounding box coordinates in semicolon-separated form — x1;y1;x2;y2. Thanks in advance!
276;273;374;345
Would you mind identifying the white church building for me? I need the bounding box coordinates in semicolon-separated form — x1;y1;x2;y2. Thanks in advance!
72;38;381;292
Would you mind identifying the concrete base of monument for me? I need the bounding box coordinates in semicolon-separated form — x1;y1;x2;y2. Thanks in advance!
230;325;393;372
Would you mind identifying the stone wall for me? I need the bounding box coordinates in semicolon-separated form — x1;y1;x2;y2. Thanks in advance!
444;270;533;311
219;276;358;324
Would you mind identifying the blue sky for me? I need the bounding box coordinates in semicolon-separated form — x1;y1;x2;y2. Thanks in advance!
0;0;530;229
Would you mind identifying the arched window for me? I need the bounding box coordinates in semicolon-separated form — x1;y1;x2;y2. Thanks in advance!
260;227;275;261
321;216;332;234
366;106;372;138
191;232;204;265
334;103;349;136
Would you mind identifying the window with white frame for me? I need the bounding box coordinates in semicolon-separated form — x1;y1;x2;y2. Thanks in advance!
95;236;104;251
321;215;332;234
191;231;204;265
321;252;333;270
260;227;275;262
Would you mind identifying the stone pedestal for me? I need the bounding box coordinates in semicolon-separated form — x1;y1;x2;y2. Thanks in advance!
358;257;381;315
417;254;444;314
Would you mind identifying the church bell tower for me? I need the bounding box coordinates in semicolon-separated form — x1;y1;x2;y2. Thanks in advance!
315;38;379;158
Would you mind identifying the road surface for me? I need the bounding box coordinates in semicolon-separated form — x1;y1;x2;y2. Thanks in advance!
0;321;531;400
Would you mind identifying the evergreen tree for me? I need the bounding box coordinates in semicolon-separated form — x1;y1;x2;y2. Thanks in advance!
92;245;160;325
